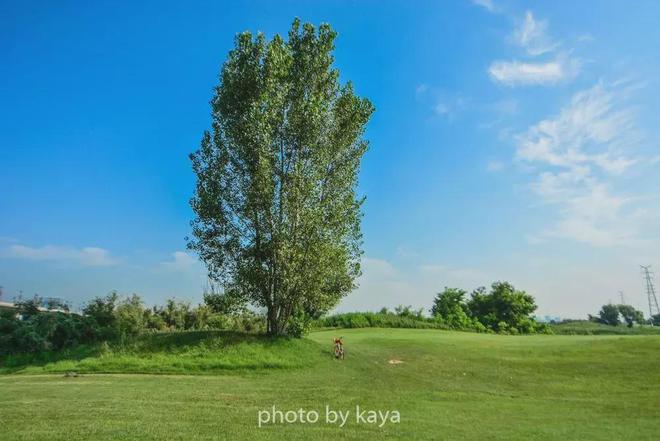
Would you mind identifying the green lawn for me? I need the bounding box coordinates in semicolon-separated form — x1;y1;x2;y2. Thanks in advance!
1;329;659;440
550;320;660;335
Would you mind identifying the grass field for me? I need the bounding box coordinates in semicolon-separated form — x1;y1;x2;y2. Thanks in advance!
1;329;659;440
550;320;660;335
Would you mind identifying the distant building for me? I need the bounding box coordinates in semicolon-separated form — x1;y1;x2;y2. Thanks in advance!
535;315;562;324
0;300;72;315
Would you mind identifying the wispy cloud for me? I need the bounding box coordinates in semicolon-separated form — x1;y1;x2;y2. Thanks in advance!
516;81;638;173
4;244;119;266
416;85;468;120
433;96;467;118
517;81;647;246
470;0;496;13
489;55;581;86
512;11;559;56
486;160;505;172
489;10;580;87
160;251;200;272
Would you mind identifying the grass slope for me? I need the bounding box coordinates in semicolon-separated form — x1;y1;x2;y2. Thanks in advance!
1;328;659;440
0;331;324;375
550;320;660;335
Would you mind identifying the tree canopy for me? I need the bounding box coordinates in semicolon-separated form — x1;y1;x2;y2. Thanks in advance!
188;19;374;335
431;287;471;328
595;303;645;327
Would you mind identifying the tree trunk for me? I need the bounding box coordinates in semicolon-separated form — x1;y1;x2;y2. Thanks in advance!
267;306;280;335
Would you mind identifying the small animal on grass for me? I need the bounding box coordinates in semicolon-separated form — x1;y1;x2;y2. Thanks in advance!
333;337;345;360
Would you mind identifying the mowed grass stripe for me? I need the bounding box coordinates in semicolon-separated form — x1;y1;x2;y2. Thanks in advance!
1;328;659;440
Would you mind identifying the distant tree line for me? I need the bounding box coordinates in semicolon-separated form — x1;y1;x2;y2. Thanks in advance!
590;303;656;327
0;292;266;356
431;282;549;334
320;281;551;334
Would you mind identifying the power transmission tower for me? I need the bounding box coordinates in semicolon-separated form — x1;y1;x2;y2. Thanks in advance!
641;265;660;320
619;291;625;305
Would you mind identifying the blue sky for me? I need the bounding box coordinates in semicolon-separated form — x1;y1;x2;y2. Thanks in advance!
2;0;659;318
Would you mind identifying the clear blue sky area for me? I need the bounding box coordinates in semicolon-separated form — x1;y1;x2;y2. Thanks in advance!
2;0;659;318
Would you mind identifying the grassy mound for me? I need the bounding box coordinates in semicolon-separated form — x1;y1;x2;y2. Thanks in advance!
1;328;660;440
0;330;325;375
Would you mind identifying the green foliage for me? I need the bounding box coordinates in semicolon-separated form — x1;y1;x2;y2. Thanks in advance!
188;19;374;335
1;292;267;356
597;303;621;326
318;281;545;334
114;294;145;337
551;320;660;335
203;290;247;315
467;282;538;334
82;292;118;336
143;309;166;331
431;287;471;329
287;310;313;337
317;311;446;330
3;328;660;439
394;305;424;319
472;320;487;333
1;331;322;375
615;304;645;328
0;311;101;356
15;297;42;318
652;314;660;326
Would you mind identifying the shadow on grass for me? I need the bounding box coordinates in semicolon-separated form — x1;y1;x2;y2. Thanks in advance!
0;330;305;375
0;344;103;374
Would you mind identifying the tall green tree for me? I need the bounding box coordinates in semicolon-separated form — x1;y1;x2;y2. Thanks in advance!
431;287;471;328
598;303;620;326
188;19;374;335
616;304;644;328
467;282;537;332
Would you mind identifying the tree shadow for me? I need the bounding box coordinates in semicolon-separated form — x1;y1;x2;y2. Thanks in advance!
0;330;298;374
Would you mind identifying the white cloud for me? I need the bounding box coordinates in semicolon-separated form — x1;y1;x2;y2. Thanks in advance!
433;96;467;118
489;55;581;86
416;84;468;120
160;251;200;272
396;246;419;260
512;11;559;56
5;244;119;266
488;10;581;87
471;0;495;12
486;160;505;172
491;98;519;115
517;81;647;246
516;82;638;173
577;34;595;44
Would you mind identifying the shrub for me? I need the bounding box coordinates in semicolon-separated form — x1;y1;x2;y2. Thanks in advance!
472;320;487;333
288;311;312;337
115;294;145;337
317;311;446;330
348;314;369;328
83;293;118;328
431;288;472;329
207;313;233;330
597;303;620;326
495;321;509;334
467;282;538;333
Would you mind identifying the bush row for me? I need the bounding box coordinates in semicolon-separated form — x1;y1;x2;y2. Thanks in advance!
0;293;266;356
317;311;448;330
